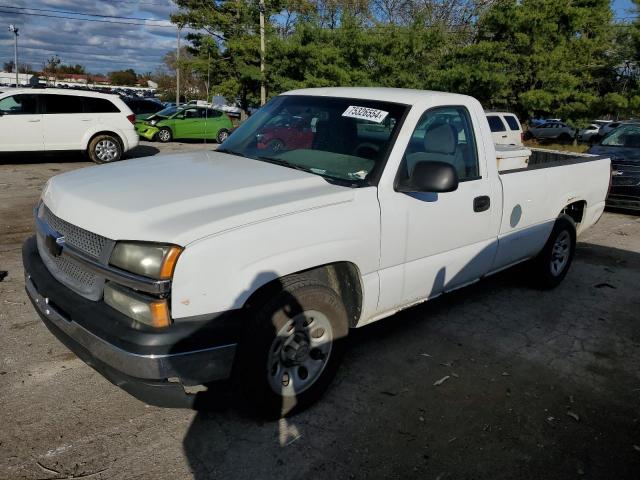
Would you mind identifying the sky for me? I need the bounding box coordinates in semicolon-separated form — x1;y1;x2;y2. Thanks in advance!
0;0;637;75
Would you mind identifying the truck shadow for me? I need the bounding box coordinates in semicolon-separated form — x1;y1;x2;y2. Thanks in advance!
175;241;640;479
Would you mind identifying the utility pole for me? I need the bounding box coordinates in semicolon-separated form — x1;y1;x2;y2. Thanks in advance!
176;25;181;106
8;24;19;86
259;0;266;106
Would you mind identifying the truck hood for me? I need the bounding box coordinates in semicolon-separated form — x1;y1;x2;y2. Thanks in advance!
42;150;355;246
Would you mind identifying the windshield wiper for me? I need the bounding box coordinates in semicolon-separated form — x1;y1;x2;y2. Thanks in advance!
254;155;317;175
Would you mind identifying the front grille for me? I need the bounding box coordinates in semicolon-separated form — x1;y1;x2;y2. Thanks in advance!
37;206;114;301
43;205;108;258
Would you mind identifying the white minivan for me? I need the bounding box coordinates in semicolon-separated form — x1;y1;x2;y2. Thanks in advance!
485;111;523;145
0;88;139;163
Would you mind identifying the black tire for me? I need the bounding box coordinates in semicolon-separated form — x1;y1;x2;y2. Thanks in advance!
266;138;284;153
558;132;572;142
88;134;122;164
216;128;230;143
234;275;349;419
157;127;172;143
528;214;576;289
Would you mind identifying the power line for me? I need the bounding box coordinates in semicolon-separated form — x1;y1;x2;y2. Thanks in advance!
0;5;173;25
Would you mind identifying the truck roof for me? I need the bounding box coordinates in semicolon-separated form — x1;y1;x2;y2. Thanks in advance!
283;87;475;106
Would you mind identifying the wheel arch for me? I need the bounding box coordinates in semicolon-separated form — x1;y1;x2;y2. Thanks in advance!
243;262;364;328
84;130;124;152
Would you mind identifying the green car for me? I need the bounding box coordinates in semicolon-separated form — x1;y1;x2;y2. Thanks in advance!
136;106;233;143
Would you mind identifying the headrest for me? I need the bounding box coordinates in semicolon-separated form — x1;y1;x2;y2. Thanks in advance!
424;123;456;154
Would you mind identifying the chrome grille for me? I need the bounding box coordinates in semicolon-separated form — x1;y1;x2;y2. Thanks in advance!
37;205;114;301
43;205;107;258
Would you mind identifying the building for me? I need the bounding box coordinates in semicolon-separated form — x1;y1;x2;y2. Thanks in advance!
0;71;33;86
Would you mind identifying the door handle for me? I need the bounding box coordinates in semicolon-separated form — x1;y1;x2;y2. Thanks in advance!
28;119;40;123
81;118;92;122
473;195;490;212
501;134;508;138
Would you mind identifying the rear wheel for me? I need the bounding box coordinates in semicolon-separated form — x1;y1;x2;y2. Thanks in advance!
88;134;122;164
234;275;349;418
528;215;576;289
157;127;172;143
558;132;572;142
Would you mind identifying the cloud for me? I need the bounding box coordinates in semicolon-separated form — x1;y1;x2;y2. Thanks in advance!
0;0;183;73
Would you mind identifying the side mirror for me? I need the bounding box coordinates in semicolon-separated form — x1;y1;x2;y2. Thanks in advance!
397;161;459;193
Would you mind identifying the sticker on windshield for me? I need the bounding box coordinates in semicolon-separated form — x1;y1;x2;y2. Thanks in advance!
342;106;388;124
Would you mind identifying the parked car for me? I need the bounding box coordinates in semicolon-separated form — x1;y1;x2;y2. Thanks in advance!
588;122;640;210
598;121;622;139
577;124;601;143
485;112;523;145
135;105;233;143
23;88;610;417
256;114;314;152
526;121;575;141
0;88;138;163
122;97;164;121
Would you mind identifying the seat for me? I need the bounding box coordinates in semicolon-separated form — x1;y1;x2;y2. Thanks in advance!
406;123;466;178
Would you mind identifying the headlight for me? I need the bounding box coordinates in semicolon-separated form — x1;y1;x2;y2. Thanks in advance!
109;242;182;280
104;282;171;328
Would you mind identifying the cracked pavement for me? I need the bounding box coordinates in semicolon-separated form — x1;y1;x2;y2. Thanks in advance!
1;146;639;479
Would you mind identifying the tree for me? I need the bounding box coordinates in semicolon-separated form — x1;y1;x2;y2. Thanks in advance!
109;69;138;86
42;55;61;85
3;61;13;73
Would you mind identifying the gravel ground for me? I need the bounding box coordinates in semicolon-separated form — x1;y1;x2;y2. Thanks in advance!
1;143;639;479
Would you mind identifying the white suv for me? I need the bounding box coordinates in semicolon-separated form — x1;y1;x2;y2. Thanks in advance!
0;88;139;163
485;112;523;145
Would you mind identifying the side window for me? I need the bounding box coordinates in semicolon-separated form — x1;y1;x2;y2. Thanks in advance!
402;106;480;182
43;95;83;114
207;109;223;118
486;115;506;132
504;115;520;131
83;97;120;113
0;94;38;115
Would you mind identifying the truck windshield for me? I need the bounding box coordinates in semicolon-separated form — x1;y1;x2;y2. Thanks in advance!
219;95;409;186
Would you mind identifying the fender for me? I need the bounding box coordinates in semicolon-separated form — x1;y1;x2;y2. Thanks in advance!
170;188;381;320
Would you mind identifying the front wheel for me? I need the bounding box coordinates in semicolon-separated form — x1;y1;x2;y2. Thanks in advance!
216;128;229;143
157;127;172;143
234;275;349;418
88;134;122;164
528;215;576;289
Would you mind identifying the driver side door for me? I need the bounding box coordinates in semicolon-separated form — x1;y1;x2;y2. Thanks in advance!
0;94;43;152
377;105;497;311
173;108;204;139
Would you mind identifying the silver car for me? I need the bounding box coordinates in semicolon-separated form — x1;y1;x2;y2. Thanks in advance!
527;121;575;141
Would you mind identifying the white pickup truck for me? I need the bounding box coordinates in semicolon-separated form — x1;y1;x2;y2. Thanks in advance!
23;88;610;417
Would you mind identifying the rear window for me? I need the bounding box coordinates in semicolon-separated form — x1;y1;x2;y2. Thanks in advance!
84;97;120;113
43;94;83;114
486;115;506;132
504;115;521;131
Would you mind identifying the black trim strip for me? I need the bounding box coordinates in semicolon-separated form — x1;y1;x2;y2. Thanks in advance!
500;153;609;175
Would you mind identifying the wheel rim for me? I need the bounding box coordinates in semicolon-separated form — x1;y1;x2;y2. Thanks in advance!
269;140;283;153
218;131;228;142
159;130;170;142
267;310;333;397
550;230;571;276
95;139;118;162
